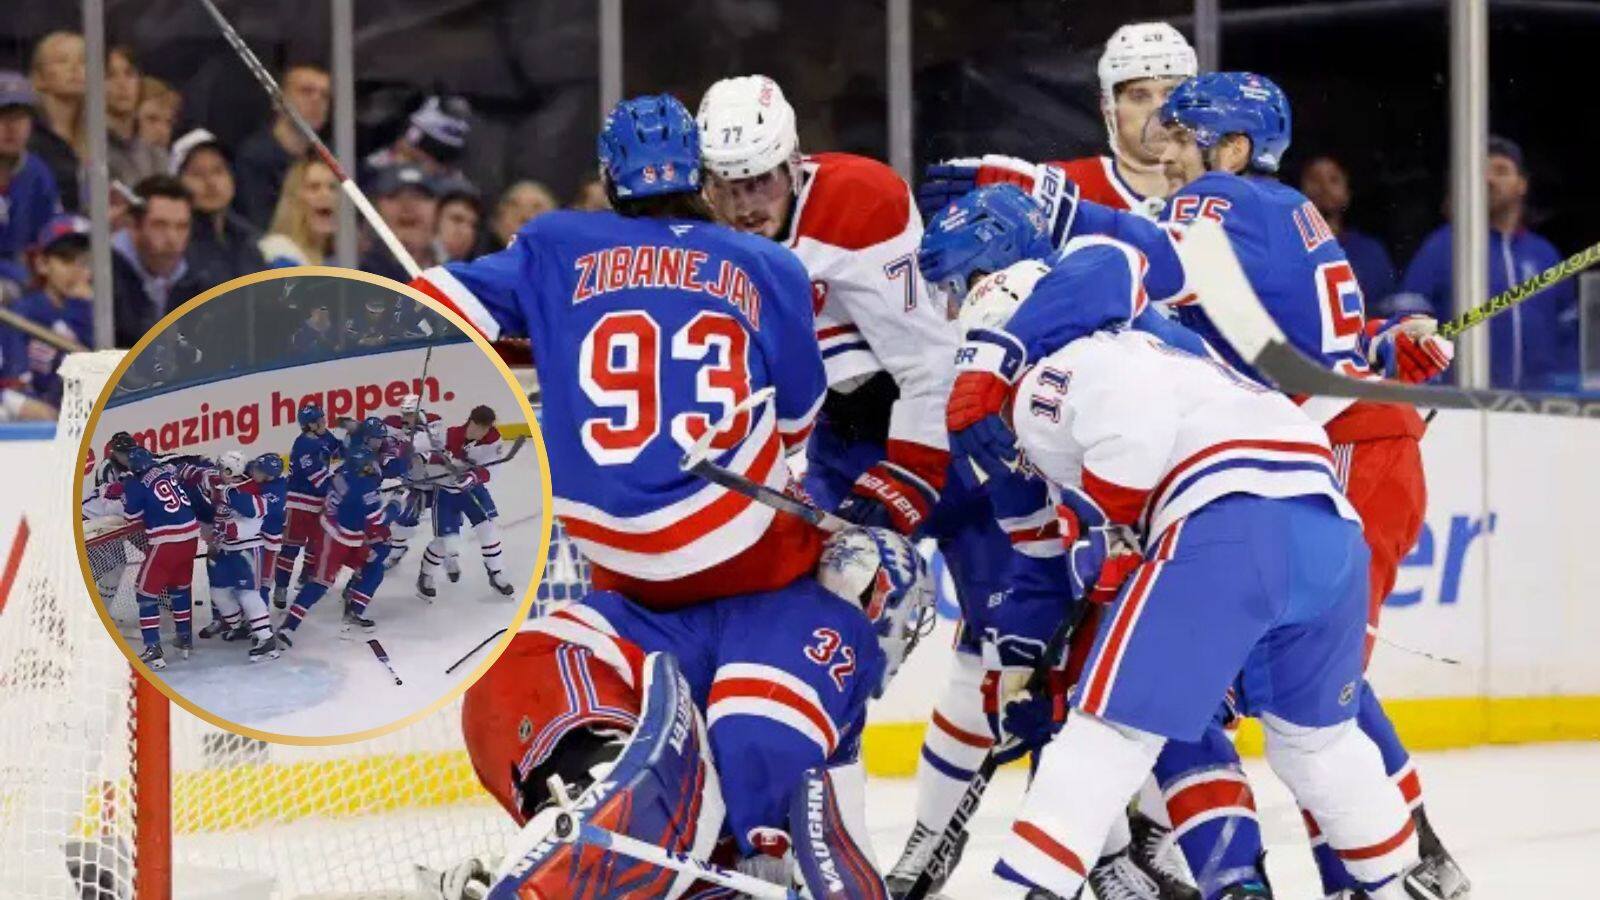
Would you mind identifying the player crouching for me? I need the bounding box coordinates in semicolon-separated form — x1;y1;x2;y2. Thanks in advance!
439;526;934;899
279;447;386;644
416;405;516;599
194;451;285;662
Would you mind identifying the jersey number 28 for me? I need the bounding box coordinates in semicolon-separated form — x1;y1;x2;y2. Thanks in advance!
579;310;753;465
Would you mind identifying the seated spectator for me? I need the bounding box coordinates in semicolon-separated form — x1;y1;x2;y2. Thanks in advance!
1400;135;1579;390
365;94;473;186
491;179;557;246
136;76;180;155
289;303;339;358
234;63;330;228
9;214;92;405
1299;154;1397;307
570;175;609;211
436;181;484;261
105;46;165;186
172;128;264;283
27;31;86;212
259;157;339;266
112;175;213;347
0;72;63;303
359;164;439;282
345;295;407;347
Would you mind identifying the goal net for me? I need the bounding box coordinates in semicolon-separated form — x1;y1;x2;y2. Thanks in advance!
0;351;578;899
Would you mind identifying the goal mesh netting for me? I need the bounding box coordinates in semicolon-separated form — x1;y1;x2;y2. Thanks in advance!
0;351;572;899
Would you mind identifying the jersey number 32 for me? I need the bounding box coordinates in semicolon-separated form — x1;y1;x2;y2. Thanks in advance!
579;310;753;465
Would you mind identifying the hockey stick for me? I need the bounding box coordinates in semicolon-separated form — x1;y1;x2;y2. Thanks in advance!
379;435;528;493
1438;238;1600;339
679;387;851;534
367;638;403;685
550;812;802;900
1176;218;1600;417
901;600;1090;900
445;627;507;674
194;0;420;278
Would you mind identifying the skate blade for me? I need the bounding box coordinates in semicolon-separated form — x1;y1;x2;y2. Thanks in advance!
447;571;461;583
249;649;283;662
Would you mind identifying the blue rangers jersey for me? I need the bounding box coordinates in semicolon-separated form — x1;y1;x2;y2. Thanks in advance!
258;475;288;542
321;468;385;548
286;431;343;515
415;210;826;585
121;465;200;545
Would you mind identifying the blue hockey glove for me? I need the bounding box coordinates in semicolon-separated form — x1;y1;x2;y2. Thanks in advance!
947;327;1027;480
918;155;1081;246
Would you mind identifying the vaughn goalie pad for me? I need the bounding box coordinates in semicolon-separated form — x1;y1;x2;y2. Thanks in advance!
790;767;890;900
1178;217;1600;418
488;653;726;900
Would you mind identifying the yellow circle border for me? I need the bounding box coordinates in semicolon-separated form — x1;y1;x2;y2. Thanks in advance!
72;265;554;746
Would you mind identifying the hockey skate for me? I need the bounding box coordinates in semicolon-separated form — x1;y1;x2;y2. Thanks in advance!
384;546;408;570
1088;848;1197;900
248;634;281;662
416;571;437;602
1405;808;1470;899
885;821;967;899
175;635;193;661
198;618;248;641
272;584;288;609
487;569;516;596
139;643;166;670
1217;883;1272;899
1128;810;1199;899
445;554;461;583
341;608;377;639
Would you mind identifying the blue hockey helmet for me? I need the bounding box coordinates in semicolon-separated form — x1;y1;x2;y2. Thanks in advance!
249;452;284;480
918;184;1053;318
597;94;702;200
344;446;379;477
126;447;156;473
360;416;388;445
298;403;325;428
1158;72;1291;173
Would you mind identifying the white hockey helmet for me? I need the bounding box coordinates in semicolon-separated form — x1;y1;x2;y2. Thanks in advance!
696;75;801;182
816;526;935;697
1097;22;1198;100
218;450;247;481
958;259;1052;334
400;393;422;416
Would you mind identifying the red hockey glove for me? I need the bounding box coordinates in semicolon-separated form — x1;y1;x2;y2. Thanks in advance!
837;462;939;534
366;522;392;544
1365;315;1454;384
102;480;125;501
948;327;1028;479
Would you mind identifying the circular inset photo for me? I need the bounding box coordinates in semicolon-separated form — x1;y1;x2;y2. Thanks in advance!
73;268;551;741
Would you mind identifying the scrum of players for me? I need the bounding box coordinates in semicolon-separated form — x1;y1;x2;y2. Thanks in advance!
403;17;1470;900
86;394;518;670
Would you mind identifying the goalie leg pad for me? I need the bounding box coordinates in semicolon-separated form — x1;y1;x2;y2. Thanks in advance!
483;652;725;900
1154;722;1266;896
790;766;889;899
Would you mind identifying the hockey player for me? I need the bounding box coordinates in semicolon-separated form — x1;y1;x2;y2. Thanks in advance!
383;393;444;573
964;240;1422;900
934;73;1463;898
338;498;404;636
252;452;287;610
275;404;343;607
409;94;828;609
452;525;933;899
416;404;516;599
105;447;200;669
279;446;386;641
194;451;282;662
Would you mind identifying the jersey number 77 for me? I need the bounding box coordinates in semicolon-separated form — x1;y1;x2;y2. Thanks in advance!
579;310;754;465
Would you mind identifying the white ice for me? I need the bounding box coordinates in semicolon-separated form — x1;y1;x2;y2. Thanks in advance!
865;741;1600;898
114;461;546;738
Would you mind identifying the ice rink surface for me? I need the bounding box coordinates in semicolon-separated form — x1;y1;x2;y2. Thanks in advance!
866;742;1600;898
114;459;546;738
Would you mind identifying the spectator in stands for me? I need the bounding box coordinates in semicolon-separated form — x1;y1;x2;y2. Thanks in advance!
2;71;64;305
365;94;473;185
1300;154;1397;307
360;164;439;282
436;181;484;261
289;304;339;358
27;31;86;212
104;46;165;187
491;179;557;246
234;63;330;228
10;214;92;405
1401;135;1579;390
346;295;409;347
570;176;609;211
136;76;180;155
112;175;211;346
172;128;264;283
259;157;339;267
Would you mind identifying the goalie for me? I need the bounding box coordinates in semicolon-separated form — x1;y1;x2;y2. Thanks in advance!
437;526;934;899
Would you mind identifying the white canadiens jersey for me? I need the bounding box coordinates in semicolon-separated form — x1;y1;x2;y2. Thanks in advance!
789;152;957;460
1012;329;1359;544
